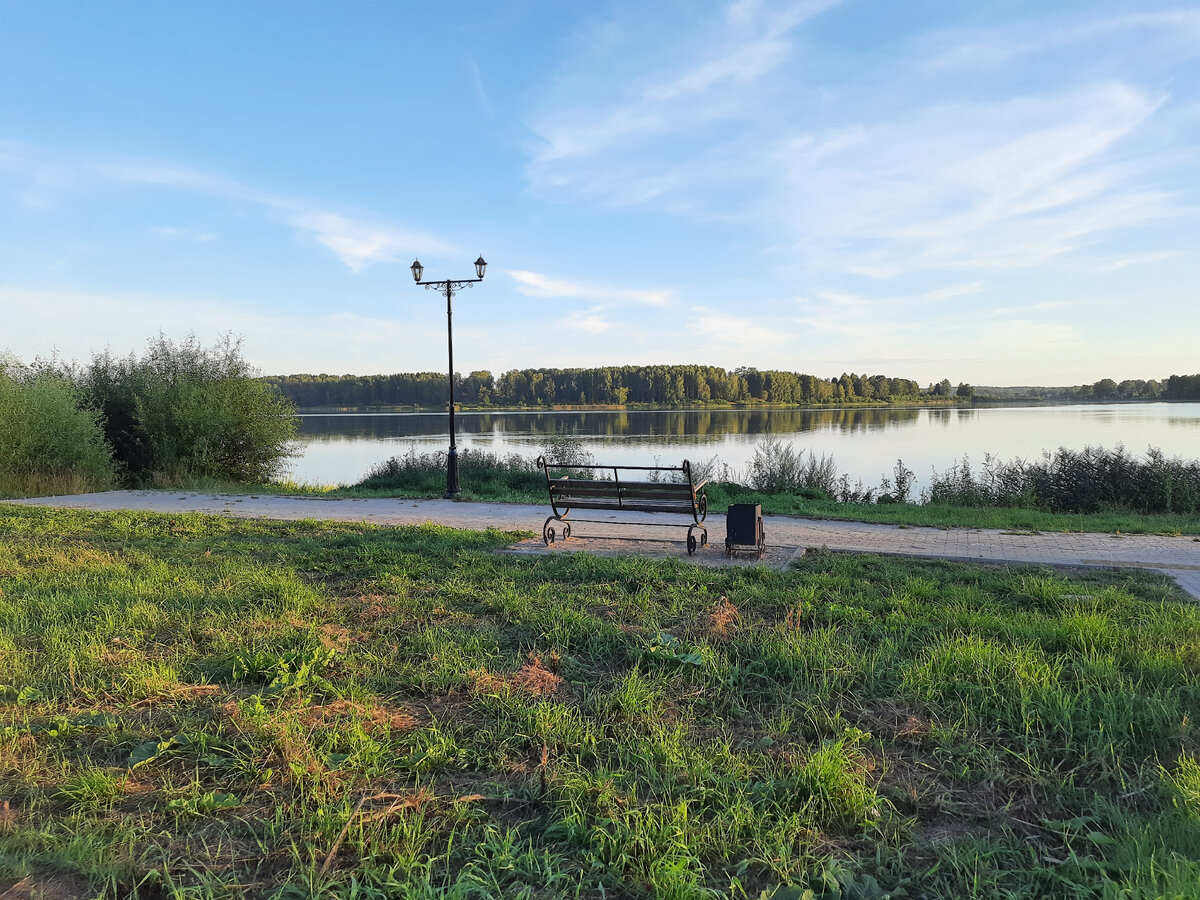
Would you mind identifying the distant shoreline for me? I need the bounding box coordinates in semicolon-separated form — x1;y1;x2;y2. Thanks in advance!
289;398;1191;415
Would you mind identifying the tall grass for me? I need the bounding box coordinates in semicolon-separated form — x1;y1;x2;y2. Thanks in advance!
346;439;1200;524
926;445;1200;514
744;435;839;496
358;447;545;497
358;437;597;499
0;358;116;497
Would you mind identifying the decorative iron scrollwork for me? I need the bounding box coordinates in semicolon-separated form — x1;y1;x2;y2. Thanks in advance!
543;515;570;545
422;279;476;298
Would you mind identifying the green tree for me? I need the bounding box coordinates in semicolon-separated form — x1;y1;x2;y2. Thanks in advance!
80;334;297;484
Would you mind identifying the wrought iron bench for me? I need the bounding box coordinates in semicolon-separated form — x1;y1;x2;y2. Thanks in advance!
536;457;709;554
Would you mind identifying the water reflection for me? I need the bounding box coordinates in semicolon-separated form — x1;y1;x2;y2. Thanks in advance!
287;403;1200;488
297;406;926;442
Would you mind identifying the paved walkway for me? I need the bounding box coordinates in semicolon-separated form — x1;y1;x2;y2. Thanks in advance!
10;490;1200;599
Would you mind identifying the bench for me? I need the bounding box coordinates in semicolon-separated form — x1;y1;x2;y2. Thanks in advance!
536;457;709;554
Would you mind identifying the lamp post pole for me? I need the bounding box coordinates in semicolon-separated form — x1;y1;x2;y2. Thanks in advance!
411;256;487;499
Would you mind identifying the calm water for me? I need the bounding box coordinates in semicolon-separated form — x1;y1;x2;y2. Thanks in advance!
284;403;1200;490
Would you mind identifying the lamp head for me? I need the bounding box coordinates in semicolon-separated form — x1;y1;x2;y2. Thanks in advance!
474;256;487;280
410;259;423;283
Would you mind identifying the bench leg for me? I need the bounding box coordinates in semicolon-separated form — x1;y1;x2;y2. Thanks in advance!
542;516;571;545
686;524;707;555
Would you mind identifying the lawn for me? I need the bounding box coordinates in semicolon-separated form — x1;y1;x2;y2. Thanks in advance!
1;504;1199;898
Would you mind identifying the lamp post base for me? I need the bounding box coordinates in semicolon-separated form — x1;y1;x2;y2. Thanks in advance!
444;447;461;499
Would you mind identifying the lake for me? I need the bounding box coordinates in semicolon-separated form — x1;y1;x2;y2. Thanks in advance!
284;403;1200;492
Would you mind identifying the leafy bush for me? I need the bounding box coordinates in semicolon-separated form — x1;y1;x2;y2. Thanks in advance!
0;357;116;497
924;446;1200;514
77;334;297;484
746;436;838;496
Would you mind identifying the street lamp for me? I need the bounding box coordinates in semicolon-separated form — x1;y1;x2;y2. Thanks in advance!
411;256;487;498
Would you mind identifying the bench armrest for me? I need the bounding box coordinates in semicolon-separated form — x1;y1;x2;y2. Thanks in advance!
692;478;709;492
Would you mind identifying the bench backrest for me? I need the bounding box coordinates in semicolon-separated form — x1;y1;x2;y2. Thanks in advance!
548;478;695;502
536;456;707;521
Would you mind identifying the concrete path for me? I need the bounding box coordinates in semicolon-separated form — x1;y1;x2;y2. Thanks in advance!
10;490;1200;599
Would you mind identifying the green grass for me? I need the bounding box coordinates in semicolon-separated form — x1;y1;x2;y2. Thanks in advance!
2;504;1199;897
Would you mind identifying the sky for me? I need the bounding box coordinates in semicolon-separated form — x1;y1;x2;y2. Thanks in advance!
1;1;1197;386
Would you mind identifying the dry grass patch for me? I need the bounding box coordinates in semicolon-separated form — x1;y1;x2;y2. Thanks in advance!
473;654;566;698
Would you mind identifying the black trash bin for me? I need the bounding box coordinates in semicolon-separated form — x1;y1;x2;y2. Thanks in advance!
725;503;764;558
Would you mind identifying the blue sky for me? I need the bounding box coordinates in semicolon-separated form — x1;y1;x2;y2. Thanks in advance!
1;1;1197;384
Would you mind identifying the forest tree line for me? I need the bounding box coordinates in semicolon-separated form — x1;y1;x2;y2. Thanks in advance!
264;366;1200;410
264;365;937;409
978;375;1200;403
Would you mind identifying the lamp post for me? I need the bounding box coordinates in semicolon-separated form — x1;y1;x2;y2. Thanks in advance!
411;255;487;498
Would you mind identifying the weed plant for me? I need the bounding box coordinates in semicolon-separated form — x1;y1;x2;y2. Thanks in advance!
926;445;1200;514
0;358;116;498
744;436;840;496
2;504;1199;897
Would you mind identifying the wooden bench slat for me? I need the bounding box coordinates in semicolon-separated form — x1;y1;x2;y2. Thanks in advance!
553;499;696;513
550;483;694;498
538;456;708;552
548;478;690;488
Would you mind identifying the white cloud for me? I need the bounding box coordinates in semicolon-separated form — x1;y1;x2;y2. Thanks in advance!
526;0;839;187
693;309;795;351
560;309;611;334
920;282;984;303
1090;251;1177;272
3;145;451;272
773;82;1172;275
288;212;450;272
524;4;1192;283
923;9;1200;72
153;226;217;242
507;269;673;306
0;286;449;375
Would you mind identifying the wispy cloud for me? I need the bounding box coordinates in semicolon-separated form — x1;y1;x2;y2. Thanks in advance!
2;143;451;271
0;286;450;374
289;213;450;272
922;9;1200;72
507;269;673;307
526;0;839;193
153;226;217;242
693;308;795;351
780;82;1172;275
560;308;611;334
524;3;1192;281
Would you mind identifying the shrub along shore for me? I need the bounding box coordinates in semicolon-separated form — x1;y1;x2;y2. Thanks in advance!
1;504;1198;897
4;337;1200;534
256;440;1200;535
0;335;296;499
